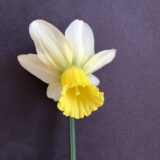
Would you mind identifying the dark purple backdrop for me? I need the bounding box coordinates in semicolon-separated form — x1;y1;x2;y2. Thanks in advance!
0;0;160;160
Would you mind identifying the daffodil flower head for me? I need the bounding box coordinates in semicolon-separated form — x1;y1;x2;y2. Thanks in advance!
18;19;116;119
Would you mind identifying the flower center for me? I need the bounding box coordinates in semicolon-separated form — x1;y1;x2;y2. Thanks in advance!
75;87;80;96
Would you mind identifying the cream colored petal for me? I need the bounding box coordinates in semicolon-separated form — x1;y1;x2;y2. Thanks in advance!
18;54;60;83
29;19;73;71
83;49;116;74
65;19;94;67
47;82;62;101
88;74;100;86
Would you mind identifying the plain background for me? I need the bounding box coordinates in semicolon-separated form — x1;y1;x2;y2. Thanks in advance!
0;0;160;160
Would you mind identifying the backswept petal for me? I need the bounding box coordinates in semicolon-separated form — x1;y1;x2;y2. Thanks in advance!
65;19;94;67
47;82;61;101
88;74;100;86
29;19;73;71
18;54;60;83
83;49;116;74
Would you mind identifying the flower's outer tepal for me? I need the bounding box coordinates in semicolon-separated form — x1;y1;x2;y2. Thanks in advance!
18;19;116;119
29;20;73;71
65;20;95;67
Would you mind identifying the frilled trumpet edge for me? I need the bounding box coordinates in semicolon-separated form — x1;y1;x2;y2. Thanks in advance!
57;66;104;119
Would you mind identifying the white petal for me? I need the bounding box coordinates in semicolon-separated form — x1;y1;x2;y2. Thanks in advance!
88;74;100;86
47;82;62;101
83;49;116;74
29;19;73;71
18;54;60;83
65;19;94;67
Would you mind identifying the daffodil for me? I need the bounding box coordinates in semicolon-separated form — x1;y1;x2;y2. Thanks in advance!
18;19;116;119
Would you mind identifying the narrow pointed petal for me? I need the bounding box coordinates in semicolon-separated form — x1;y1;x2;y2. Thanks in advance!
65;19;94;67
88;74;100;86
29;19;73;71
83;49;116;74
18;54;60;83
47;82;61;101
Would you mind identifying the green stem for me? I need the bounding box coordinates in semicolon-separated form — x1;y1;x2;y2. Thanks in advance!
69;117;76;160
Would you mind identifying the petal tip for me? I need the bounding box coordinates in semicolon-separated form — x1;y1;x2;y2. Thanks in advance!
112;48;116;52
112;49;116;57
69;19;85;27
29;19;43;26
17;55;24;63
17;55;21;61
108;49;116;60
29;19;45;34
73;19;83;22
